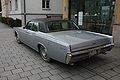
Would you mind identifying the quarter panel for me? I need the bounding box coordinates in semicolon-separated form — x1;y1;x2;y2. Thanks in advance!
46;40;68;63
35;33;69;63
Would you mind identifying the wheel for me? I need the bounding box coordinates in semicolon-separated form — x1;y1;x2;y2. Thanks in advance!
39;46;51;62
16;34;21;44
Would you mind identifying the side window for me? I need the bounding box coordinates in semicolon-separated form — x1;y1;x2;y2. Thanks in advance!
39;22;45;32
42;0;50;9
48;22;62;31
26;22;33;30
31;22;38;31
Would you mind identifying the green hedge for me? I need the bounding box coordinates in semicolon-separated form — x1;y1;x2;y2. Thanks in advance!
14;18;22;27
6;17;14;27
0;16;22;28
0;17;7;24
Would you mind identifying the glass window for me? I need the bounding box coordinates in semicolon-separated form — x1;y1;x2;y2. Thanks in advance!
46;0;50;8
31;22;38;31
70;0;116;35
42;0;50;9
48;21;79;32
15;0;18;10
10;1;12;11
42;0;45;8
39;22;45;32
25;22;33;30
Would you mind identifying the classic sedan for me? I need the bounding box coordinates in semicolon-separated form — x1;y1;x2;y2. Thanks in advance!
14;18;114;65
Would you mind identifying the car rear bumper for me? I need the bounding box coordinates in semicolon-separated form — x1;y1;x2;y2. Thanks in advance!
65;43;114;64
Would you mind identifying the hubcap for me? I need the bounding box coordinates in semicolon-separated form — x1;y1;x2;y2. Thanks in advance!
41;48;47;59
40;47;51;62
42;51;47;59
16;35;21;43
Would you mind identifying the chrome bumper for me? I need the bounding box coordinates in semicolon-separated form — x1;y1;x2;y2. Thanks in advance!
65;43;114;64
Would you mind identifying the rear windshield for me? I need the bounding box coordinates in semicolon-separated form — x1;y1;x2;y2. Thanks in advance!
47;20;79;32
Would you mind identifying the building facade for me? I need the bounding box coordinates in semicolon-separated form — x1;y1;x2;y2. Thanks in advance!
63;0;120;46
2;0;63;25
113;0;120;46
68;0;116;35
1;0;120;46
1;0;9;17
115;0;120;24
1;0;118;26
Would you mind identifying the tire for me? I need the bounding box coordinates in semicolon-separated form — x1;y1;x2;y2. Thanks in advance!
39;46;51;62
16;34;21;44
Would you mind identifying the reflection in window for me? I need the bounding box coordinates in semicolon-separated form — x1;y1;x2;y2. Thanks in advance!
31;23;38;31
26;22;33;30
39;22;45;32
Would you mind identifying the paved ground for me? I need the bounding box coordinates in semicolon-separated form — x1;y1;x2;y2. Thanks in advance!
0;22;120;80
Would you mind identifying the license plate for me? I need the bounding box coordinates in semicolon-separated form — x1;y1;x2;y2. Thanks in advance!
89;50;97;56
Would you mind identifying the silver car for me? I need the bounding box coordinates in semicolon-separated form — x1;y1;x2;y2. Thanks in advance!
14;18;114;65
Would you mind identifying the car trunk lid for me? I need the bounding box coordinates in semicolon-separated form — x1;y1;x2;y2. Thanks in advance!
48;30;110;52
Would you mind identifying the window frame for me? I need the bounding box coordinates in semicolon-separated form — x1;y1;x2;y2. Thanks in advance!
31;22;39;32
9;1;12;11
25;21;33;30
47;20;80;32
39;22;46;32
42;0;50;10
15;0;18;11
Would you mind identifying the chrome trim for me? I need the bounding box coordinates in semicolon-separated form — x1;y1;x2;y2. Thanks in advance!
71;43;114;56
66;54;72;64
65;43;114;64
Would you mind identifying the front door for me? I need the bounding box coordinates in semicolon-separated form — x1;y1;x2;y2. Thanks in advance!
27;22;39;50
22;21;33;45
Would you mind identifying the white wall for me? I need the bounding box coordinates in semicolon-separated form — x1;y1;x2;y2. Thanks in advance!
25;0;63;14
9;0;22;14
9;15;22;20
8;0;63;25
1;0;9;17
8;0;22;20
26;15;46;23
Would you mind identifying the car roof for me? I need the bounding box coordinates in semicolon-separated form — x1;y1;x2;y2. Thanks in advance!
31;18;68;23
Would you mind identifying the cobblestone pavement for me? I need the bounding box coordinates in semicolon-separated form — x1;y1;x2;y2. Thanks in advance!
0;22;120;80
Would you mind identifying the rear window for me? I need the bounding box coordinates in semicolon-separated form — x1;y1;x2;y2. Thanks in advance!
47;20;79;32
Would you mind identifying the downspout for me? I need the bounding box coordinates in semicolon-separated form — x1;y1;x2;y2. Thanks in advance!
68;0;71;20
77;0;80;25
23;0;26;25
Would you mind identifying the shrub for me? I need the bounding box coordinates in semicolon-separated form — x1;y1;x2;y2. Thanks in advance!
14;18;22;27
6;17;15;28
0;17;22;28
0;17;7;24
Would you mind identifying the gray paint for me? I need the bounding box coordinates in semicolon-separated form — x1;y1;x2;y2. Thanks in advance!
8;0;63;25
14;19;114;64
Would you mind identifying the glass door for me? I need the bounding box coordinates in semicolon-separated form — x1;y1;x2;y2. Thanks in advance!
70;0;116;35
